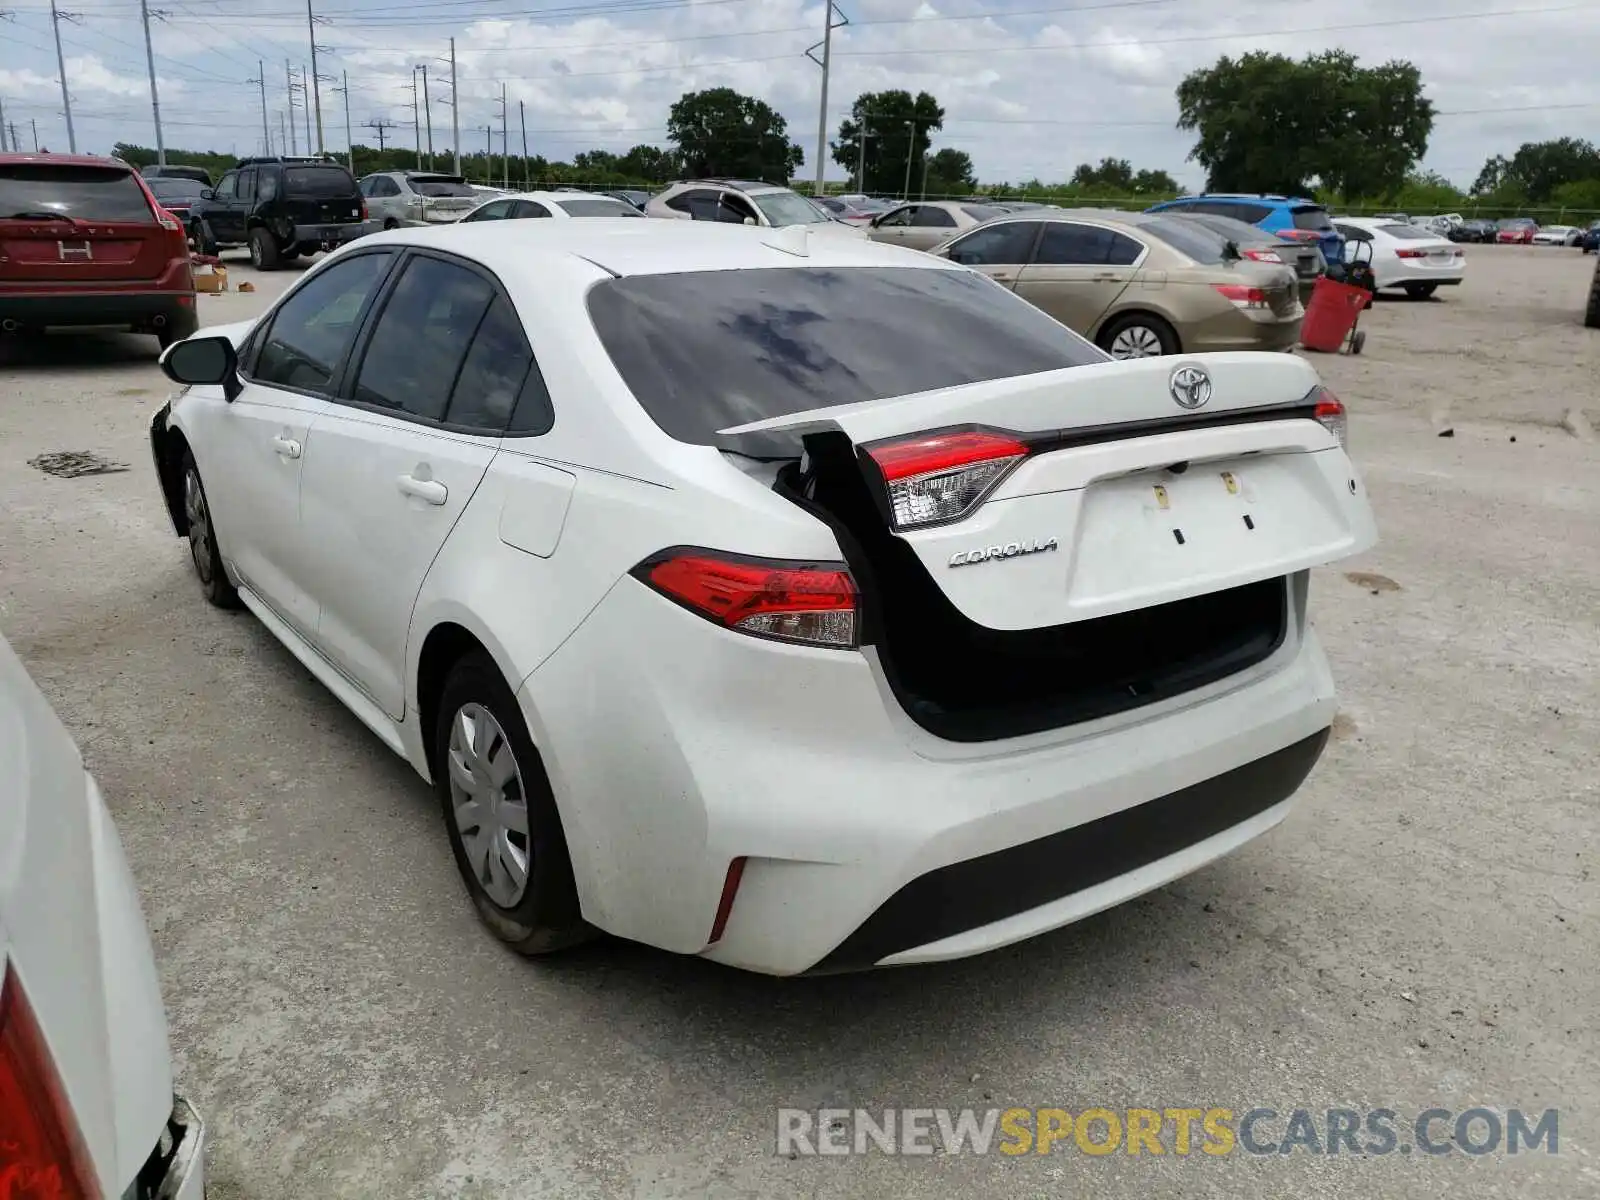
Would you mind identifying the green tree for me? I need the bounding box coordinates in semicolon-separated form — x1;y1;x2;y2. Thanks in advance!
1476;138;1600;203
616;143;679;183
832;90;944;195
1070;157;1134;190
1176;50;1433;197
667;88;802;183
923;147;975;195
1131;168;1179;194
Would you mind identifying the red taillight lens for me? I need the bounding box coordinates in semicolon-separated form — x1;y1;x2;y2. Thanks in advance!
1277;228;1321;243
707;856;747;944
636;550;858;648
865;430;1029;529
361;200;369;221
1312;387;1348;449
155;206;181;232
0;965;98;1199
1242;248;1283;264
1213;283;1269;309
1395;248;1427;259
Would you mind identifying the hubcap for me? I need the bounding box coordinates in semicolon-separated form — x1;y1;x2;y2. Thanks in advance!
184;469;213;584
447;703;530;908
1110;325;1164;359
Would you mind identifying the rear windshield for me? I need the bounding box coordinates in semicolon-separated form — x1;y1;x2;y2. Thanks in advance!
587;266;1105;454
961;204;1005;222
283;165;358;197
0;165;154;222
1499;217;1534;228
554;197;643;217
411;175;475;197
1290;205;1334;231
1137;215;1230;263
148;177;207;200
1379;223;1435;239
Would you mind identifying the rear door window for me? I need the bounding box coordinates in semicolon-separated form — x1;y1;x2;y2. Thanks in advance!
0;164;155;222
587;265;1104;455
911;205;957;228
1138;216;1229;263
511;201;551;218
253;252;395;394
1035;223;1115;265
236;169;257;202
1105;232;1144;265
1290;205;1334;231
464;200;512;222
284;165;358;197
447;294;535;431
945;221;1041;266
351;255;497;422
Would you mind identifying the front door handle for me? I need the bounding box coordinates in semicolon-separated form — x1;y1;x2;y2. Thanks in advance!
398;473;447;505
1093;272;1120;282
271;435;301;459
991;272;1015;283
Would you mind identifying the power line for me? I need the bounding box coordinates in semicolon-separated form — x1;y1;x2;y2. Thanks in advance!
364;115;396;149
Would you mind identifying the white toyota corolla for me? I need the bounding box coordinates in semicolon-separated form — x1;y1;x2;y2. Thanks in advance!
149;219;1376;975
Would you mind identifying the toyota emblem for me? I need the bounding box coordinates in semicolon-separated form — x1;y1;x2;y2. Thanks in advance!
1168;364;1212;410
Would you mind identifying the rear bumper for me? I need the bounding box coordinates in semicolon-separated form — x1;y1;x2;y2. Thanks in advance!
1186;308;1304;353
131;1094;206;1199
0;290;195;329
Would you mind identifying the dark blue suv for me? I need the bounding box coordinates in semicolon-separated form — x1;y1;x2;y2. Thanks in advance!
1145;194;1344;266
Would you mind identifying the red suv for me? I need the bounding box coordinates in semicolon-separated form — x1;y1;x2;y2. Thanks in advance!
0;153;197;350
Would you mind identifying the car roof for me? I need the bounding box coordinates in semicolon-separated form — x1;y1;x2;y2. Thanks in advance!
478;190;637;205
677;178;788;195
1171;193;1320;207
353;218;962;282
0;152;129;170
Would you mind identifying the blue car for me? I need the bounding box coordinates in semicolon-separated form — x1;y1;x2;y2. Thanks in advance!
1144;194;1344;267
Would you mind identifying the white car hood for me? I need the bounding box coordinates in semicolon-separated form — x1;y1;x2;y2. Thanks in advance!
0;636;174;1197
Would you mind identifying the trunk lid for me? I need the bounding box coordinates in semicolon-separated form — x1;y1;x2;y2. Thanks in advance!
725;352;1376;631
0;162;171;284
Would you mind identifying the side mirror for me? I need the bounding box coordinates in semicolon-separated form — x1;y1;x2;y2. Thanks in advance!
200;189;215;201
742;216;756;226
869;214;883;228
160;334;241;402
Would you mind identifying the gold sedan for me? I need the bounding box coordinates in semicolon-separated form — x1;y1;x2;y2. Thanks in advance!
865;200;1012;252
930;209;1304;358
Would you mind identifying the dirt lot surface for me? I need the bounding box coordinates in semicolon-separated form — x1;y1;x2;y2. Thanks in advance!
1;243;1596;1199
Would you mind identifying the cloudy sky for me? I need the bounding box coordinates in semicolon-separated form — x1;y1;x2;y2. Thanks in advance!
1;0;1596;188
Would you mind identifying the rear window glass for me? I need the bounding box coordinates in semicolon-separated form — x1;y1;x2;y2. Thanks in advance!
587;266;1105;455
147;177;207;199
283;166;358;196
1138;215;1230;263
1290;206;1333;231
554;197;643;217
961;204;1004;222
1379;223;1434;240
0;165;154;222
411;176;476;197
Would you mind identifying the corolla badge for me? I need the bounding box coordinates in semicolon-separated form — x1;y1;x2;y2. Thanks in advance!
948;538;1059;568
1169;363;1212;410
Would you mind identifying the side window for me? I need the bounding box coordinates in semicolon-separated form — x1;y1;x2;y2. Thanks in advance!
911;206;957;228
216;172;238;199
1035;223;1115;265
718;194;757;224
379;177;402;197
1233;202;1274;223
875;206;913;228
253;252;394;394
351;256;496;422
257;171;278;202
666;188;715;218
236;169;257;203
511;200;550;218
359;176;376;196
945;221;1040;266
447;294;533;431
1105;232;1144;266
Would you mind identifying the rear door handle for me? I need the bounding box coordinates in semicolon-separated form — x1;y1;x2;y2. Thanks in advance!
1093;272;1120;282
271;435;301;459
398;473;447;505
991;273;1015;283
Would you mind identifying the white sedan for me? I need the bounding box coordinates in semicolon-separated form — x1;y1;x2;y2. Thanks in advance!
1332;216;1466;299
149;220;1376;975
1530;224;1580;245
1;635;205;1197
457;189;643;222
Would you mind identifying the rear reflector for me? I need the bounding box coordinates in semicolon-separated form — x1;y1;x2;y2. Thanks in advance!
1241;248;1283;264
0;964;98;1199
635;550;858;648
1213;283;1270;310
1312;387;1348;449
707;856;747;944
865;431;1029;530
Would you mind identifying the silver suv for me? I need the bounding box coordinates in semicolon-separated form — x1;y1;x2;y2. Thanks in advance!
645;178;865;237
358;171;479;228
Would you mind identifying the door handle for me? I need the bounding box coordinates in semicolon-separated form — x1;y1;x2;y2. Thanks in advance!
991;273;1015;283
398;473;448;505
271;435;301;459
1093;272;1120;282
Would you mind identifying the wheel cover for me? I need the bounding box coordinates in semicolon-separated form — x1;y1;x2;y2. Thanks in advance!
184;468;213;584
447;703;531;908
1110;324;1164;358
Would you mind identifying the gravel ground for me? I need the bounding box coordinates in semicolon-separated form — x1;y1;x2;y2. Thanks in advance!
0;243;1595;1199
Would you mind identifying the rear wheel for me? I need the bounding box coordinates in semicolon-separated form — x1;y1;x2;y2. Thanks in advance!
181;451;240;609
1098;313;1178;359
247;226;281;270
189;219;217;256
1585;257;1600;329
1403;282;1437;300
433;653;591;955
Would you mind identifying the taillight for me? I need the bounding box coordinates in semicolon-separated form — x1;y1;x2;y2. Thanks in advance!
634;550;858;648
1395;248;1427;259
1241;248;1283;264
0;964;98;1199
1213;283;1270;310
865;430;1029;530
1277;229;1321;243
155;207;181;232
1312;387;1348;449
361;199;369;221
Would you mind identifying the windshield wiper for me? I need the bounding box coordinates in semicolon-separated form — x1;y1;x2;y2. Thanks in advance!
3;210;84;225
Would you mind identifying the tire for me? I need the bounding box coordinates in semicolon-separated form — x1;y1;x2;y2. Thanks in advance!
1097;312;1179;359
247;226;281;270
157;310;199;351
382;218;399;231
433;653;591;955
1350;329;1366;355
181;451;241;609
1404;283;1437;300
189;219;217;256
1585;257;1600;330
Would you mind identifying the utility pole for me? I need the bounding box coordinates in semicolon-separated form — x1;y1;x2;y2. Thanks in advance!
301;63;311;156
284;60;298;154
0;96;7;153
902;119;916;200
919;151;929;200
305;0;324;154
448;38;460;175
409;68;420;166
51;3;80;153
248;61;270;158
334;70;352;171
519;99;528;188
365;117;394;151
479;124;491;181
138;0;166;165
806;2;847;196
31;117;39;152
416;64;432;168
279;110;288;158
855;122;872;192
499;83;509;189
